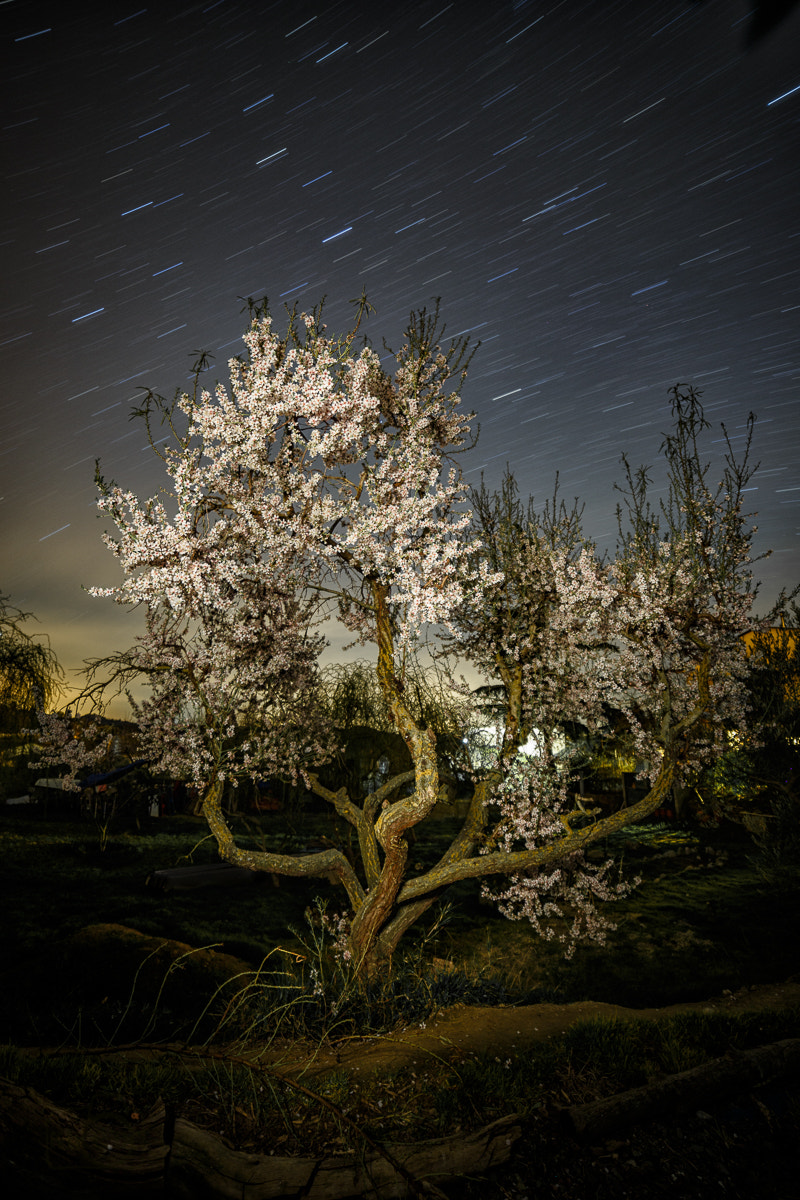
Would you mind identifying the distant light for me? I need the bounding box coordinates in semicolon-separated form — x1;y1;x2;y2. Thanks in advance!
631;279;668;296
487;268;518;283
622;97;665;123
316;42;347;63
256;149;287;166
303;171;333;187
243;96;274;113
506;17;543;43
286;17;316;37
395;219;425;234
114;10;145;25
15;29;51;41
768;82;800;107
322;227;352;243
71;308;105;323
39;524;70;541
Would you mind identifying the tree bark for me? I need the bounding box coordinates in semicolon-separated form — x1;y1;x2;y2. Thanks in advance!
168;1111;523;1200
563;1037;800;1142
0;1077;522;1199
201;778;366;912
0;1079;167;1195
395;755;677;904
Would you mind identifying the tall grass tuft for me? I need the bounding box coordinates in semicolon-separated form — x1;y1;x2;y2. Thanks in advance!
193;899;509;1048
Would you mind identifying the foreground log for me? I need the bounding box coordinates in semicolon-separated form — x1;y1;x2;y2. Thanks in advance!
0;1076;522;1198
167;1112;522;1200
564;1037;800;1142
0;1079;167;1195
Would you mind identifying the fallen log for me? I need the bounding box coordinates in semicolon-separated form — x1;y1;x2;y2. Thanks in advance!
0;1076;522;1198
564;1036;800;1142
167;1112;523;1200
0;1078;167;1195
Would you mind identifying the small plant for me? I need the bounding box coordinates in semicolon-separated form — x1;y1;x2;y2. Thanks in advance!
213;899;509;1046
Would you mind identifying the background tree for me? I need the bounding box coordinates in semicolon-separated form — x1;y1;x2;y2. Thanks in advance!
75;299;768;977
439;386;765;933
313;659;470;806
0;593;62;731
31;709;129;792
1;594;63;798
705;602;800;864
607;387;761;801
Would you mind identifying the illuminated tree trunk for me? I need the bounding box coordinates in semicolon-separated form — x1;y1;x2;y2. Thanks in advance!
346;583;442;976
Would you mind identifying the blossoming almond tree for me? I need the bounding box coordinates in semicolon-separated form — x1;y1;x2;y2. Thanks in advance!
432;386;765;941
604;387;760;794
87;297;503;972
82;291;767;977
441;470;632;945
31;710;116;789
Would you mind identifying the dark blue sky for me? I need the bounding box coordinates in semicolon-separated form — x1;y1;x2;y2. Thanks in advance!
2;1;799;706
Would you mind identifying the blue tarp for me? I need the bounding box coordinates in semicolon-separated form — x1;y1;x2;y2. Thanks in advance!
77;759;149;789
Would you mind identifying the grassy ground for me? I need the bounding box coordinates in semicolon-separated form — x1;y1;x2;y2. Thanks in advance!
0;807;799;1197
1;806;799;1034
3;809;797;992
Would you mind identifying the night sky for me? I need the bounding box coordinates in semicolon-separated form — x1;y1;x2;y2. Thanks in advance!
3;1;799;711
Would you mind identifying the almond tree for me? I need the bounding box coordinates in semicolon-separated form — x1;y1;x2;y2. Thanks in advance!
88;298;496;972
83;294;765;976
439;386;764;939
607;386;761;788
30;710;115;788
442;471;630;943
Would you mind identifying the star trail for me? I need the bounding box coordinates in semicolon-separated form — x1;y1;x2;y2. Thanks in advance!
2;0;799;703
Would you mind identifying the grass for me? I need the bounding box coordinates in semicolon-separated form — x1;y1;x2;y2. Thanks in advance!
411;1004;800;1132
1;811;798;1031
432;830;800;1007
0;807;799;1175
0;814;323;958
2;1004;798;1156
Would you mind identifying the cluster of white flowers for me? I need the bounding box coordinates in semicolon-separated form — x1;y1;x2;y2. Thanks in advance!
88;301;486;804
474;736;633;954
319;907;352;963
29;711;114;790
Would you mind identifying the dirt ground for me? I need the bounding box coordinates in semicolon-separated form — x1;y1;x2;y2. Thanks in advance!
59;927;798;1078
7;926;800;1198
9;978;798;1200
250;979;800;1199
266;977;800;1078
